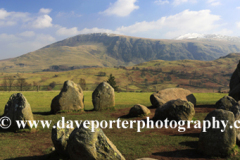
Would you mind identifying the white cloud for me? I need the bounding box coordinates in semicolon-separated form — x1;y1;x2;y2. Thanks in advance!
0;8;10;19
154;0;169;5
0;21;16;26
39;8;52;14
56;27;80;36
212;29;233;35
207;0;221;6
0;8;30;27
19;31;35;37
0;33;56;59
116;9;221;38
236;22;240;28
56;27;115;37
100;0;139;17
172;0;197;6
79;27;116;34
0;33;21;42
237;6;240;9
31;15;53;28
35;34;56;43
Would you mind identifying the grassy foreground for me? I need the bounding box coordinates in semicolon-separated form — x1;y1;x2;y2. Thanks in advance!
0;91;230;159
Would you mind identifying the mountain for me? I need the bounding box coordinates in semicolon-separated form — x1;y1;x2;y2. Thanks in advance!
1;33;240;72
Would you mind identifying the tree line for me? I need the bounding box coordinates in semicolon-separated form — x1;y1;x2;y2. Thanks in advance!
0;74;118;92
2;76;32;91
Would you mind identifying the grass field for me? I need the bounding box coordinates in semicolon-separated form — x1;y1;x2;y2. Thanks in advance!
0;91;234;160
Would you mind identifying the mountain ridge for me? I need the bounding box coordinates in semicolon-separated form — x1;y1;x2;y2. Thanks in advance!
1;33;240;72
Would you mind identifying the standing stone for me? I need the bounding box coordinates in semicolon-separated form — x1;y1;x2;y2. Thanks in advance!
215;97;240;145
128;104;150;117
153;99;195;121
198;109;237;157
2;93;34;131
150;88;196;108
51;123;74;157
51;80;84;114
229;60;240;101
215;96;238;110
92;82;115;111
67;122;125;160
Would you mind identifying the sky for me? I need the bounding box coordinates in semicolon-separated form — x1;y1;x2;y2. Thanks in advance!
0;0;240;60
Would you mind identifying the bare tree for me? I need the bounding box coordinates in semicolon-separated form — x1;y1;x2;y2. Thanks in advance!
16;77;30;91
33;81;40;91
79;78;87;90
8;76;15;91
2;76;7;91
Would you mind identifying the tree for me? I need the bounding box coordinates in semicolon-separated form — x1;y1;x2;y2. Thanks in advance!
16;78;31;91
144;79;148;86
107;74;118;91
97;72;106;76
2;76;7;91
49;81;56;90
141;71;145;77
33;81;40;91
79;78;87;90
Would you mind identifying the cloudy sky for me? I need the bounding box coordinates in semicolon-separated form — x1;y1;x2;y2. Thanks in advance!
0;0;240;59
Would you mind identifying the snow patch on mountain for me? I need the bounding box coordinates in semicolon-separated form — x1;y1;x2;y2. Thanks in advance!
175;33;240;42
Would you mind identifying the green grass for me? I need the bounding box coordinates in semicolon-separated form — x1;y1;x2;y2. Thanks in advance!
0;91;237;160
193;92;228;105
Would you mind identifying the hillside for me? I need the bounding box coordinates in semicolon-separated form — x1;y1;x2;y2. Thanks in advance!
1;53;240;93
0;33;240;72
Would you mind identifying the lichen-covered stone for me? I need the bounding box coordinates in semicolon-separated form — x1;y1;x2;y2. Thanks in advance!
128;104;150;117
2;93;34;131
51;80;84;113
198;109;237;157
67;122;125;160
92;82;115;111
150;88;196;108
51;123;74;157
216;96;238;111
153;99;195;121
215;97;240;145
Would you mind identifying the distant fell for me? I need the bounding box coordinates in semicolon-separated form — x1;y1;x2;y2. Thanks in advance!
1;33;240;72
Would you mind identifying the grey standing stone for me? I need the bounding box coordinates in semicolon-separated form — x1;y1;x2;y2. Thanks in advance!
128;104;150;117
215;96;238;110
2;93;34;131
51;123;74;157
150;88;196;108
198;109;237;157
92;82;115;111
67;122;125;160
153;99;195;121
51;80;84;114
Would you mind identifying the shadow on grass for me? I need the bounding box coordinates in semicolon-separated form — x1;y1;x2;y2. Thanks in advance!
5;151;67;160
179;141;198;149
84;108;95;112
171;132;200;138
118;114;151;119
33;112;51;115
196;104;215;108
5;155;49;160
152;148;208;159
147;105;157;109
